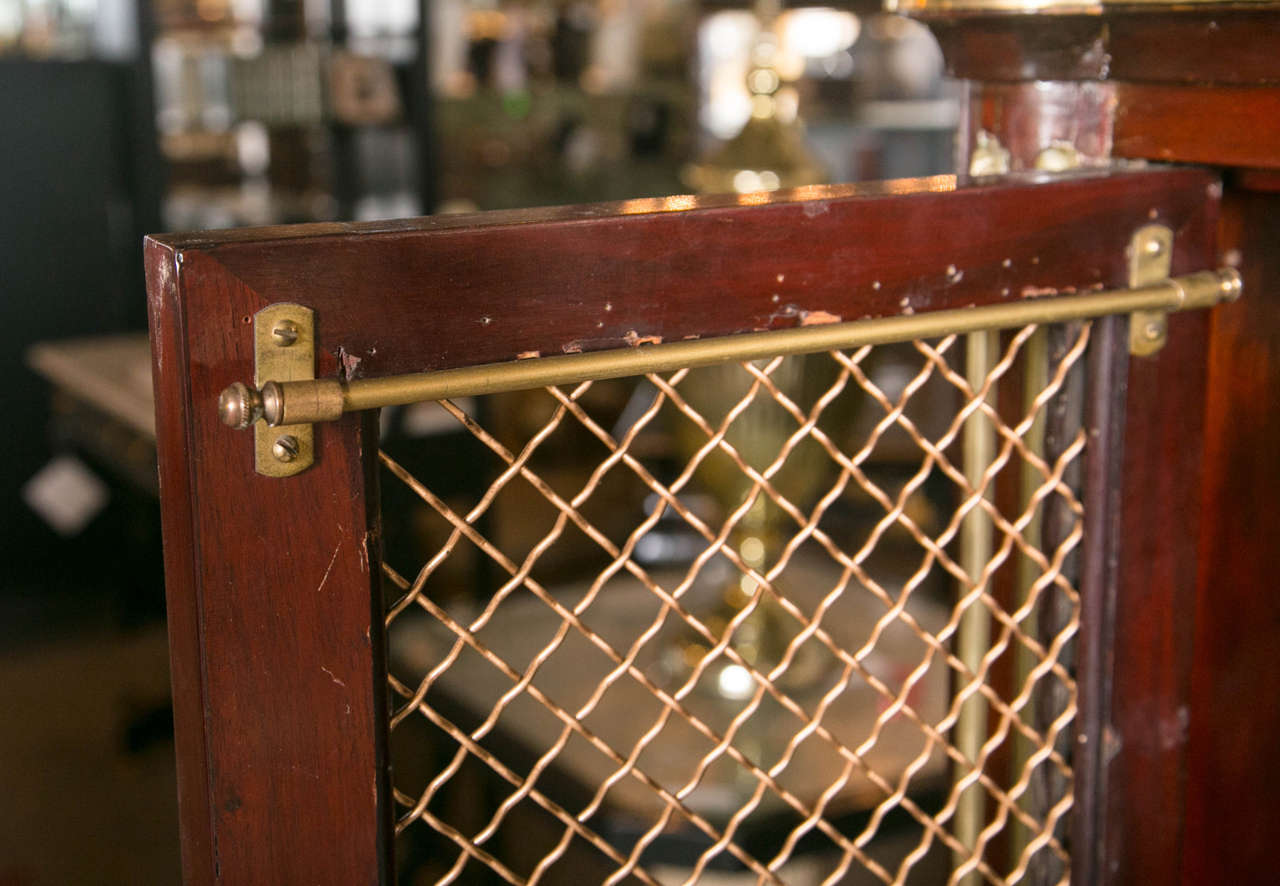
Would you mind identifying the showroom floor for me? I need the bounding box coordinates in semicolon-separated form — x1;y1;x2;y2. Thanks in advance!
0;589;178;885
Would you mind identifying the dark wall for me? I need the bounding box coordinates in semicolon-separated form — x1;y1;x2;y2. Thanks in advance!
0;60;153;583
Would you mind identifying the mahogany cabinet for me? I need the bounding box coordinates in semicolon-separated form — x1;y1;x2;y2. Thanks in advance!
144;4;1280;884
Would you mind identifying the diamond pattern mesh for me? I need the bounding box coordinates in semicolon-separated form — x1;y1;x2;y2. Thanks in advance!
380;323;1088;885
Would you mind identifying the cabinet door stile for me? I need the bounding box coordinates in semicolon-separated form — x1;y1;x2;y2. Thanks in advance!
147;241;392;885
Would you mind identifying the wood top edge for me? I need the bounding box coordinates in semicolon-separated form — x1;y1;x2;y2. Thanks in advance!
144;166;1209;252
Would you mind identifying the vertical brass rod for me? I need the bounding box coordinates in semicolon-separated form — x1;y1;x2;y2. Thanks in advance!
955;329;998;884
1012;327;1049;861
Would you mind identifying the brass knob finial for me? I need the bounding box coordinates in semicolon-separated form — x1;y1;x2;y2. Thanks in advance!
219;382;263;429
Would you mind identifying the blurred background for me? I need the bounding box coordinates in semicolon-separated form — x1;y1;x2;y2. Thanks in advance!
0;0;957;881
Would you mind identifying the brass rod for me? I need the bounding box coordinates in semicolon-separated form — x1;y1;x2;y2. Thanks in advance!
246;269;1239;426
954;328;998;883
1011;326;1049;862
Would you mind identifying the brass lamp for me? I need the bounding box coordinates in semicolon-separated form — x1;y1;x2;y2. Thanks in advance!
682;0;827;195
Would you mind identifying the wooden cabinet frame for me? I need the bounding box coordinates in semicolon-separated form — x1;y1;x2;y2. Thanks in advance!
147;167;1227;884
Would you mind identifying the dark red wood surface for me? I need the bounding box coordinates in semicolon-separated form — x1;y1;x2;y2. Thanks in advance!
928;14;1110;83
155;169;1218;380
1182;190;1280;886
1114;84;1280;170
1106;307;1213;886
1090;180;1219;886
1070;210;1217;886
928;9;1280;85
1106;10;1280;86
146;244;392;885
147;169;1219;883
1233;166;1280;193
146;238;216;886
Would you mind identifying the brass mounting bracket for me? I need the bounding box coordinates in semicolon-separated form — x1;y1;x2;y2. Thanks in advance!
1129;224;1174;357
218;303;316;478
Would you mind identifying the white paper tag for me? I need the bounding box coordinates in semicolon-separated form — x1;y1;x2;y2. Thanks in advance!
22;454;110;536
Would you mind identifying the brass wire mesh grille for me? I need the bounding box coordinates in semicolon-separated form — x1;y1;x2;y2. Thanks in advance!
381;322;1088;885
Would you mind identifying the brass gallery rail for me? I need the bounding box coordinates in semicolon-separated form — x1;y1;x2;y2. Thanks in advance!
219;268;1239;430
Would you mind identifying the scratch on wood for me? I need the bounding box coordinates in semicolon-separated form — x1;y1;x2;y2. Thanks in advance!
320;665;347;689
317;541;340;593
517;350;541;359
562;341;583;354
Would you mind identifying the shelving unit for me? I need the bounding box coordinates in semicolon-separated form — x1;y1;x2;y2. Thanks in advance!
150;0;420;228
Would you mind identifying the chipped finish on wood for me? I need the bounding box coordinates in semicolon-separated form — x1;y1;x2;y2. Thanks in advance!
155;170;1217;381
146;242;391;885
1113;84;1280;170
1182;190;1280;885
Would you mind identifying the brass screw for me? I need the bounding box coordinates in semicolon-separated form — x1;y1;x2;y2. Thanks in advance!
1144;320;1164;341
1144;237;1165;257
272;434;300;463
272;320;300;347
